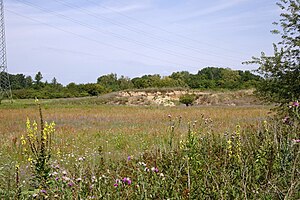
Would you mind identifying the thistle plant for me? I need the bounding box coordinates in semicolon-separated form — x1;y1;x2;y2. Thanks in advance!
20;100;55;188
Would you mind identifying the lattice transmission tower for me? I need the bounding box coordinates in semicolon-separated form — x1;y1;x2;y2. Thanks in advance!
0;0;12;102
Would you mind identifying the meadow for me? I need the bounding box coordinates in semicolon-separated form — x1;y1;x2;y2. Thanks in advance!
0;100;299;199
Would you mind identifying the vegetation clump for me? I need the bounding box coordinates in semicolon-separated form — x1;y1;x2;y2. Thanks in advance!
179;93;197;106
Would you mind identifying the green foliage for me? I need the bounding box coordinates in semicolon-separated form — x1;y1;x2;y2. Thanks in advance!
6;67;261;99
179;94;196;106
245;0;300;107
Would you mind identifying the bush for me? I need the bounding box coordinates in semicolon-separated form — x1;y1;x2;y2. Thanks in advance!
179;94;196;106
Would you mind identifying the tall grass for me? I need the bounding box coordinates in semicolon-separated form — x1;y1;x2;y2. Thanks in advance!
0;103;299;199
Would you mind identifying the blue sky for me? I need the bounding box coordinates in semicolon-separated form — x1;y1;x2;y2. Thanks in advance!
5;0;280;84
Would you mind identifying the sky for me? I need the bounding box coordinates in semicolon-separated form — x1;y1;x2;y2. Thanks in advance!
4;0;281;85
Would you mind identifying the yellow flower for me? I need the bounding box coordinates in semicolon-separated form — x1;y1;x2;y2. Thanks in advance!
28;157;33;162
21;135;26;145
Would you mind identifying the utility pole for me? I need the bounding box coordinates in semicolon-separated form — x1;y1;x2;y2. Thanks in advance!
0;0;12;103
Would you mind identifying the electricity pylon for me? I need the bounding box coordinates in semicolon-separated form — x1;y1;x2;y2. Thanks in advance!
0;0;12;102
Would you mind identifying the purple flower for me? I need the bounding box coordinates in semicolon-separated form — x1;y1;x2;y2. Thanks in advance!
292;101;299;107
55;177;60;181
40;189;47;194
68;182;74;187
122;177;132;185
127;156;131;161
114;183;118;187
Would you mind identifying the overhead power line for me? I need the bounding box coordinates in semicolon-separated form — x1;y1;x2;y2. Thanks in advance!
86;0;249;57
5;9;192;67
54;0;243;62
14;0;238;66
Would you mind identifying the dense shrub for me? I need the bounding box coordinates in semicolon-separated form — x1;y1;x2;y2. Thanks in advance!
179;94;197;106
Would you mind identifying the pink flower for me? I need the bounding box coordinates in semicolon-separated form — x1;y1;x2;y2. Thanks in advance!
122;177;132;185
113;183;118;187
292;101;299;107
292;139;300;143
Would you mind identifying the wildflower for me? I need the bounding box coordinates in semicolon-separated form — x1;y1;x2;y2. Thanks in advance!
68;182;74;187
62;170;67;176
168;114;172;118
76;178;82;182
138;162;147;166
122;177;132;185
227;140;233;158
151;167;159;173
114;179;120;187
144;167;150;172
78;157;85;161
282;116;290;124
62;176;70;182
292;139;300;144
91;176;97;183
55;177;59;181
292;101;299;107
127;156;131;161
40;189;47;194
159;173;165;180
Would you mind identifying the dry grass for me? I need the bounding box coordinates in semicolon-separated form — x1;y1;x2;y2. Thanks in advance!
0;103;271;160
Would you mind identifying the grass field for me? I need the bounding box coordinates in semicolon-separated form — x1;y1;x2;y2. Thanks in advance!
0;100;299;199
0;101;270;158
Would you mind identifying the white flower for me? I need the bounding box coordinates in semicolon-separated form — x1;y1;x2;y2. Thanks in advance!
76;178;82;182
138;162;147;166
144;167;150;172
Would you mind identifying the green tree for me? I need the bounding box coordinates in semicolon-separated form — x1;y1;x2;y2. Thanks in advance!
218;68;241;89
34;71;43;86
83;83;106;96
51;77;58;86
118;76;134;90
25;76;33;88
9;73;26;89
97;73;119;92
245;0;300;106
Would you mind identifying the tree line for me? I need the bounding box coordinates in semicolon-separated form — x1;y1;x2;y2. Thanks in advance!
3;67;261;99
